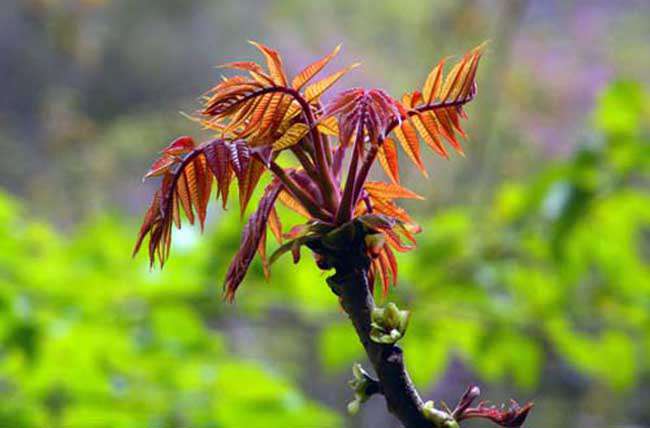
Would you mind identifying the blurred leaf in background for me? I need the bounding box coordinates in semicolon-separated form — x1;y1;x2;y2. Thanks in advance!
0;194;340;428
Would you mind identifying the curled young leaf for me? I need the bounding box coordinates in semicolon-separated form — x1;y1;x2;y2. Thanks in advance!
452;384;534;428
459;401;534;428
224;181;282;301
325;88;401;146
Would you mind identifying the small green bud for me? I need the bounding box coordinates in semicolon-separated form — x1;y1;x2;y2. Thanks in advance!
347;363;372;415
369;302;410;344
349;363;370;391
389;328;401;341
371;306;384;323
352;363;364;380
384;302;400;325
398;309;410;333
422;400;459;428
347;398;361;415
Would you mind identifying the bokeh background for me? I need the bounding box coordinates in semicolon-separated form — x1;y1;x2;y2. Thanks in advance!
1;0;649;427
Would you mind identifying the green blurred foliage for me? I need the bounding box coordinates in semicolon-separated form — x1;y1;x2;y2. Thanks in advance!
0;197;340;427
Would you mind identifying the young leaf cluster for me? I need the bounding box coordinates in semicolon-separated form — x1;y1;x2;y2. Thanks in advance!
134;41;485;300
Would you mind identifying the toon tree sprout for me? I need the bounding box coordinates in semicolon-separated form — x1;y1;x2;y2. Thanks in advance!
134;41;532;428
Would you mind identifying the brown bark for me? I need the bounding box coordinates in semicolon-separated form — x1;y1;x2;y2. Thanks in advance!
310;222;433;428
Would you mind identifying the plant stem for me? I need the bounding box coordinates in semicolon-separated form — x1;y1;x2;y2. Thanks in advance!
322;133;333;166
290;146;320;182
315;227;433;428
351;143;379;208
335;120;365;225
326;256;432;428
285;89;339;211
